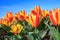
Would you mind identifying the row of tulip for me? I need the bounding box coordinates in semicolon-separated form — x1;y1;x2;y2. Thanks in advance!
0;6;60;34
0;6;60;40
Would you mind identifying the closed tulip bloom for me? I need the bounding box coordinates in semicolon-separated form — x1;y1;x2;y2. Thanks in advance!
49;8;60;26
26;6;41;28
5;12;13;22
27;10;40;28
0;19;2;24
13;15;18;22
34;6;41;16
10;24;23;35
41;10;49;18
16;10;28;21
2;19;11;26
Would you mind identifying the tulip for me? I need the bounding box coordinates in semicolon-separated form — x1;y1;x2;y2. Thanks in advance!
16;10;28;21
0;19;2;24
49;8;60;26
34;6;41;16
26;6;41;28
10;24;23;35
27;10;40;28
13;15;18;22
5;12;13;22
2;19;11;26
34;6;49;18
41;10;49;18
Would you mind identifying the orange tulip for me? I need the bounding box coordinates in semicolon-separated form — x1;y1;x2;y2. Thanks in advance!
27;10;40;28
34;6;49;18
0;19;2;24
5;12;13;22
2;19;11;26
34;6;41;16
10;24;23;35
15;10;28;21
13;15;18;22
26;6;41;28
41;10;49;18
49;8;60;26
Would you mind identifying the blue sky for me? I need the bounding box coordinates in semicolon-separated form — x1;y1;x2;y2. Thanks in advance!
0;0;60;18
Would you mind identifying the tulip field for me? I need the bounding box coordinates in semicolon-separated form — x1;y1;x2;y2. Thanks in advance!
0;6;60;40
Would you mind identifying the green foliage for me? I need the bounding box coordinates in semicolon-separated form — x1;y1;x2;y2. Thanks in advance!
0;16;60;40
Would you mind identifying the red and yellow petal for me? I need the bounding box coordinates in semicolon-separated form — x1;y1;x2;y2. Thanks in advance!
34;6;41;15
0;19;2;24
49;10;57;26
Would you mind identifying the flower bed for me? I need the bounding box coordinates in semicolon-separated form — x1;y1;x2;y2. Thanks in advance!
0;6;60;40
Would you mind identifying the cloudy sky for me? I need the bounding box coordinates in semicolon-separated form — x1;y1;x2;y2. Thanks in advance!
0;0;60;18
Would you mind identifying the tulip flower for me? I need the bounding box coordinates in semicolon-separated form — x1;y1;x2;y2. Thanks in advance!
27;10;40;28
41;10;49;18
15;10;28;21
26;6;41;28
13;15;18;22
34;6;41;16
0;19;2;24
2;19;11;26
49;8;60;26
10;24;23;35
34;6;49;18
4;12;13;22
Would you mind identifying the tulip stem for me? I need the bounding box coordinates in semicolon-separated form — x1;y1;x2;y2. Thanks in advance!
34;28;36;34
44;22;50;29
56;27;59;40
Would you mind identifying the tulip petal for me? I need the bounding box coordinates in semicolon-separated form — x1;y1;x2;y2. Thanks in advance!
34;6;41;15
57;11;60;25
49;10;57;26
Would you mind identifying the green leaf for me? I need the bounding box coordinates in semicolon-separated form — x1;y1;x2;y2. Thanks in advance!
16;35;21;39
26;35;34;40
17;20;25;26
44;21;60;40
28;32;34;35
1;24;11;31
39;29;49;39
49;27;60;40
34;28;39;34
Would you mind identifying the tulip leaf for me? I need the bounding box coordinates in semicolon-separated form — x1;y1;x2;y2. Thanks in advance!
39;29;49;39
25;35;34;40
49;27;60;40
1;24;11;31
28;32;34;35
17;20;24;26
44;21;60;40
16;35;21;39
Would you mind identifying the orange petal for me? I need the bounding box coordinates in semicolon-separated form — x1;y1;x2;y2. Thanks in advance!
0;19;2;24
30;10;40;27
57;10;60;25
34;6;41;15
49;10;57;26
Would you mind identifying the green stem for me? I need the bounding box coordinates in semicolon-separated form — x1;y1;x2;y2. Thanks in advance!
56;27;59;40
56;27;58;35
34;28;37;34
44;22;51;29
